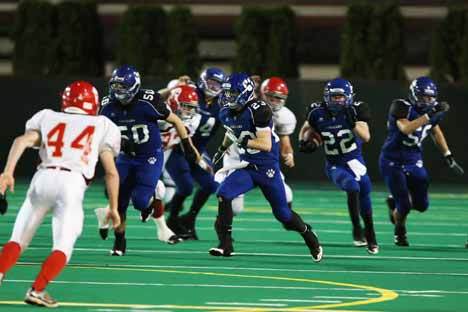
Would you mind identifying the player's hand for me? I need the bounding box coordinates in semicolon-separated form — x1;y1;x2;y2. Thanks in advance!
283;153;295;168
198;158;214;175
298;140;317;153
445;154;464;176
0;173;15;194
106;209;121;229
345;106;358;129
427;101;450;124
213;146;227;165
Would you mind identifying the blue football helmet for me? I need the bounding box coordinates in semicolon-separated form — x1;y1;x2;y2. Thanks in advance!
198;67;226;98
409;76;438;111
221;73;256;110
109;65;141;105
323;78;354;114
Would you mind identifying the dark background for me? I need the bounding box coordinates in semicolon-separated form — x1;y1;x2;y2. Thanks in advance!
1;77;466;184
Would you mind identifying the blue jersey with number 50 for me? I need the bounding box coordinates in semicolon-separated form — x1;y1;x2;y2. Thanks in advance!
219;100;279;166
307;102;368;165
100;89;170;157
381;99;433;164
190;89;221;152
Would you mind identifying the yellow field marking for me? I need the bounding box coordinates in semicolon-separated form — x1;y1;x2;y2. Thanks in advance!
0;264;398;311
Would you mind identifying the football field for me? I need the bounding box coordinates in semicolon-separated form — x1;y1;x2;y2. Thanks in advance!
0;181;467;312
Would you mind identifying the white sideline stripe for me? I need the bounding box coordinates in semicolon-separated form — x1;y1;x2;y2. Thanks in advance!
206;302;287;307
17;261;468;277
22;247;468;262
260;299;341;303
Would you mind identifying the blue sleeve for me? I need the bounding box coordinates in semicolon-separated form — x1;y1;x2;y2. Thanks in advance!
144;92;170;120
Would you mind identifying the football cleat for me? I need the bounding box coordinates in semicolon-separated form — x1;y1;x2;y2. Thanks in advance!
394;235;409;247
24;288;58;308
311;246;323;262
352;227;367;247
140;208;152;223
386;195;396;224
110;236;126;256
178;214;199;240
166;235;183;245
367;244;379;255
94;207;109;240
209;245;234;257
465;240;468;248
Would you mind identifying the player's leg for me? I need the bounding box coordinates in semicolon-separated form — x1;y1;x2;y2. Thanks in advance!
162;169;176;203
25;172;86;308
406;165;430;213
358;174;378;254
0;192;50;282
178;156;219;240
327;165;365;246
164;151;194;233
151;180;180;244
210;169;255;257
256;167;322;262
380;159;411;246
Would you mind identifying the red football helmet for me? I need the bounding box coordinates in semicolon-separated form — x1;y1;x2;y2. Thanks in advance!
167;85;199;119
62;81;99;115
260;77;289;111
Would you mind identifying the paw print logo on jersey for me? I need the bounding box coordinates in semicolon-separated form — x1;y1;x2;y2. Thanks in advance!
147;157;157;165
266;168;276;178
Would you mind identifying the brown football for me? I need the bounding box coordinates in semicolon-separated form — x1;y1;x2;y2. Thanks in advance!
303;128;323;146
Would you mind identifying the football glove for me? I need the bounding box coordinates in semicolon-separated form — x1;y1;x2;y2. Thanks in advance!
298;139;317;153
345;106;358;129
0;193;7;215
445;154;464;176
427;101;450;124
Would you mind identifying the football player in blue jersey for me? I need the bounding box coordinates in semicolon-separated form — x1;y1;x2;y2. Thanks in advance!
210;73;322;261
380;76;463;247
164;68;226;240
298;78;378;254
99;65;200;255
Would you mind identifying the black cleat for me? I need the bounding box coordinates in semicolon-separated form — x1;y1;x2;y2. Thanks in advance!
386;195;396;224
178;214;199;240
394;235;409;247
140;208;152;223
352;227;367;247
167;235;183;245
209;243;234;257
110;236;126;256
302;224;323;262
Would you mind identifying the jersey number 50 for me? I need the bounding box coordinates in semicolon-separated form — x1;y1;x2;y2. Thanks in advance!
119;124;150;144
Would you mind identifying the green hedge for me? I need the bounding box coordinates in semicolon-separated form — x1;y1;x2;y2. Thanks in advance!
234;6;298;77
264;6;298;78
11;0;55;76
49;1;103;76
341;1;406;81
167;6;200;78
430;5;468;83
117;5;168;77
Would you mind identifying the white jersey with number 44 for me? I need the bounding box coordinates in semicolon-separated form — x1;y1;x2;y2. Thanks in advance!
26;109;121;179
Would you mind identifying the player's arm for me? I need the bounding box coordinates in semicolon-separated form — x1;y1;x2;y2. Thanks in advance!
166;112;201;163
245;128;272;152
99;150;121;228
431;125;464;175
239;103;272;152
353;122;370;142
0;130;41;194
213;133;234;165
279;135;294;167
346;102;370;142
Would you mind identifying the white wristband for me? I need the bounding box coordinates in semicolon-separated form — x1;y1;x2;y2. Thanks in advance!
444;150;452;157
